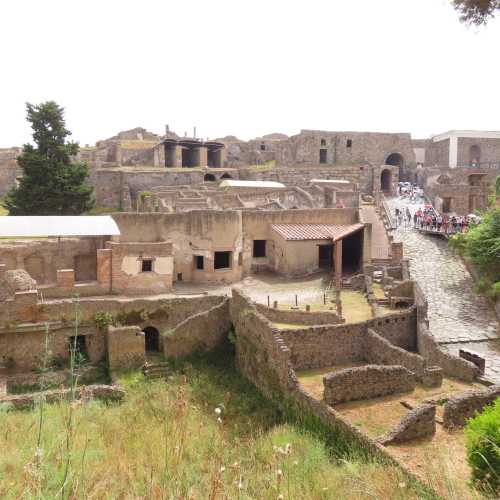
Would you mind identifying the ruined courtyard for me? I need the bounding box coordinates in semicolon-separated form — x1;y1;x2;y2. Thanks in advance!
0;125;499;498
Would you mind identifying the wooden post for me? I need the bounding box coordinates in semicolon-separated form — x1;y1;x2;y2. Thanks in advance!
334;239;343;290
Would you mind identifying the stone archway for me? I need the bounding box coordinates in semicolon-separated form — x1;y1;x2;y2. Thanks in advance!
143;326;160;352
380;169;392;192
385;153;404;180
204;173;216;182
220;172;233;179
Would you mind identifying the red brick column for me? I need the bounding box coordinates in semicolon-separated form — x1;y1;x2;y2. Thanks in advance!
57;269;75;289
97;249;112;289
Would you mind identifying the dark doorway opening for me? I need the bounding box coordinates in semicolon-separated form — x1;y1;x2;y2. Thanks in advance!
182;147;198;167
194;255;204;270
318;244;333;269
385;153;404;180
221;172;233;179
341;229;363;276
165;144;176;167
69;335;88;361
380;169;392;192
204;173;216;182
144;326;160;352
253;240;266;258
319;149;327;164
214;251;231;269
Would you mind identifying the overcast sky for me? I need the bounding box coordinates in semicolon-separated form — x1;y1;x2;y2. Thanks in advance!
1;0;499;147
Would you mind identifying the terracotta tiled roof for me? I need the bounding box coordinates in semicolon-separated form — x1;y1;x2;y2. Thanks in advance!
271;223;364;241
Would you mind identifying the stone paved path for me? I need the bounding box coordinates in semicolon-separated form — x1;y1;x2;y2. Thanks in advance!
387;196;500;383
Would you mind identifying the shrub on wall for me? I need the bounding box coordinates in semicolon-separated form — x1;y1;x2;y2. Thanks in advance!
93;312;115;331
465;398;500;495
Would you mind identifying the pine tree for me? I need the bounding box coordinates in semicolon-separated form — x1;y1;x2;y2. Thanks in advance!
4;101;95;215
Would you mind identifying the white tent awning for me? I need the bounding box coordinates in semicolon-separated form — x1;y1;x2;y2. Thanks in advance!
0;216;121;238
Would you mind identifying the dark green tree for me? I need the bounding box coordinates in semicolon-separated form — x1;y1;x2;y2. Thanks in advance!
452;0;500;25
4;101;94;215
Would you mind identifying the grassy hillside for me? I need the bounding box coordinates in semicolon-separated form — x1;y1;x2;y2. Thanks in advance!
0;350;431;499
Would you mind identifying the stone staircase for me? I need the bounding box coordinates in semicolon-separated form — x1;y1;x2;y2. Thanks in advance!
142;361;170;380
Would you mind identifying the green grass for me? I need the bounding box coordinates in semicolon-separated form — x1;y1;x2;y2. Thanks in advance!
0;198;7;216
0;350;431;499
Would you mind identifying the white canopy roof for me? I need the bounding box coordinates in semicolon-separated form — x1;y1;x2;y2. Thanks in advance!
310;179;350;184
0;216;120;238
219;180;286;189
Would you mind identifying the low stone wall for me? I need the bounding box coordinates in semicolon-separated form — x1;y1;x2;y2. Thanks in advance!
380;404;436;445
323;365;416;405
255;303;343;326
0;384;125;410
367;308;417;351
417;324;479;382
163;298;231;358
366;328;425;377
279;323;367;370
442;385;500;428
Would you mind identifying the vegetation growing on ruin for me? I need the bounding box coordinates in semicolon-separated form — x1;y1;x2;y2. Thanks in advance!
452;0;500;25
0;349;435;499
465;398;500;495
449;208;500;299
4;101;94;215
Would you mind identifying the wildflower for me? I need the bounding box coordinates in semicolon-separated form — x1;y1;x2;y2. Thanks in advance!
278;495;284;499
398;482;406;489
293;460;298;466
277;469;283;480
215;407;222;416
285;443;292;454
217;417;222;424
220;466;226;473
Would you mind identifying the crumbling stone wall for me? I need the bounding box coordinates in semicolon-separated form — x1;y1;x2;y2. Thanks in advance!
231;289;295;399
323;365;416;405
365;328;425;377
0;384;125;410
442;385;500;428
380;404;436;445
163;298;231;358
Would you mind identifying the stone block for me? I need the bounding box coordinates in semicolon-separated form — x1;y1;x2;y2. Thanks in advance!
421;366;443;388
57;269;75;289
459;349;485;374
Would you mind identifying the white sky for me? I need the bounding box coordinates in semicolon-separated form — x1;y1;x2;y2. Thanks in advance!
1;0;499;147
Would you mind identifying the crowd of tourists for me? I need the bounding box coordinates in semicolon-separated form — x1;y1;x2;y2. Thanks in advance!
394;183;480;234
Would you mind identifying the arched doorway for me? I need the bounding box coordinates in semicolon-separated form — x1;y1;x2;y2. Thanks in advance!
204;173;216;182
143;326;160;352
380;169;392;192
220;172;233;179
469;145;480;166
385;153;404;180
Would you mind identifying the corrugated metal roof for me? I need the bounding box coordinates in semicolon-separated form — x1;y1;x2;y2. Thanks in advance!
219;180;286;189
0;216;121;238
271;223;364;241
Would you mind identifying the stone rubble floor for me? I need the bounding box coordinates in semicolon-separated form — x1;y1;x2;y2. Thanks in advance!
387;196;500;383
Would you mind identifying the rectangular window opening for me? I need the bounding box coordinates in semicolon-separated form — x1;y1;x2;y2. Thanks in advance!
195;255;204;270
214;251;231;270
346;139;352;148
253;240;267;258
141;259;153;272
320;139;326;147
319;149;327;164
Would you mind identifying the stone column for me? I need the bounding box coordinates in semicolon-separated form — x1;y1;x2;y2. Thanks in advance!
198;146;208;167
174;145;183;167
334;239;343;289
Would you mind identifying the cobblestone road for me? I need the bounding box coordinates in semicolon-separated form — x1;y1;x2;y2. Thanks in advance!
387;196;500;383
